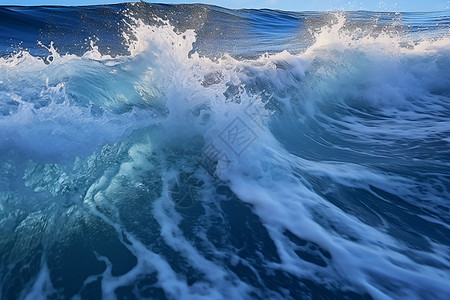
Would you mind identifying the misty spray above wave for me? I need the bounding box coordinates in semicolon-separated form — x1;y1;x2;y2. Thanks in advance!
0;3;449;300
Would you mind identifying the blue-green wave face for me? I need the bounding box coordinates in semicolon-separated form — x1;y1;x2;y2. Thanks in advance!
0;3;449;299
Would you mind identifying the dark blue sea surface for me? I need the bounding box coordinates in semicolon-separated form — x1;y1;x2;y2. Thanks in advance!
0;2;449;299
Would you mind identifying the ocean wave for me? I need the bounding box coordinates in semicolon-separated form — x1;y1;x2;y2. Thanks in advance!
0;3;449;300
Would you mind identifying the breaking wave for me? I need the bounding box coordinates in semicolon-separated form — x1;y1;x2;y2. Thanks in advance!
0;3;449;299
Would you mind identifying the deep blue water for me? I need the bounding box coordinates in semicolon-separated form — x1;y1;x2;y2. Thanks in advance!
0;2;449;299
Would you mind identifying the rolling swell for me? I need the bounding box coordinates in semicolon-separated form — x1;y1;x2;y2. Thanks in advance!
0;2;450;300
